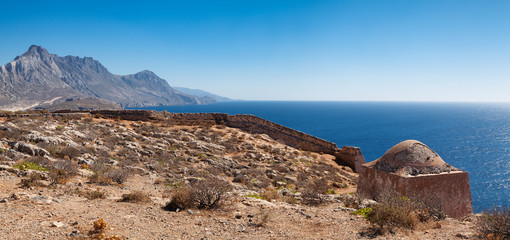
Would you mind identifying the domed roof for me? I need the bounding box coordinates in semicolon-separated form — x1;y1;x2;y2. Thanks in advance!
377;140;447;170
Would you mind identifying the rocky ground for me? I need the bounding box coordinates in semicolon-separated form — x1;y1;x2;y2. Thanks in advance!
0;113;480;239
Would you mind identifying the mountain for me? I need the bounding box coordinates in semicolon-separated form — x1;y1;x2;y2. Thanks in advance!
174;87;232;102
0;45;215;110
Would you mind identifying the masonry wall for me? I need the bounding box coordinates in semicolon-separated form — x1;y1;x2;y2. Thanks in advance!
357;165;473;219
37;110;365;171
334;146;366;172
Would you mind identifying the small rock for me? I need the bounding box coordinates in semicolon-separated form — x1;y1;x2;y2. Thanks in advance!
0;198;8;203
50;221;64;228
11;193;20;200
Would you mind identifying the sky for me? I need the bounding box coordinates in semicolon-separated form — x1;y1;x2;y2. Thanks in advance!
0;0;509;102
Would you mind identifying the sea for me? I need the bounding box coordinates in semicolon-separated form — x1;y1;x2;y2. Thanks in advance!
134;101;510;213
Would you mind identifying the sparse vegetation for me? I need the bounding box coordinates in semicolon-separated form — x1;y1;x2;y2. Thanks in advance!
477;206;510;240
20;172;45;188
165;178;231;211
365;194;440;233
119;191;151;203
13;161;49;172
77;189;109;200
87;218;124;240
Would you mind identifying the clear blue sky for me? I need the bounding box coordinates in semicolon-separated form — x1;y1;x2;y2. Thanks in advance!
1;0;509;101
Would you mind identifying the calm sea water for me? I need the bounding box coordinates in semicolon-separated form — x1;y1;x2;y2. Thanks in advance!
136;101;510;212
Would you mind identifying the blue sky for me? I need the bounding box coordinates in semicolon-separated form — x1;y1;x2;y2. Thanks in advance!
1;0;509;101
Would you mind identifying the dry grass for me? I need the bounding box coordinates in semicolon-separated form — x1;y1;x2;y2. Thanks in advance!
119;191;151;203
77;189;109;200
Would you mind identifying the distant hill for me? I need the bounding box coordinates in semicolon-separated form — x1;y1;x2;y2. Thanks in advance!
0;45;216;110
174;87;232;102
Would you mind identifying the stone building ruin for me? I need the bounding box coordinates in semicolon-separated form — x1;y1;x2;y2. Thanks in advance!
357;140;473;218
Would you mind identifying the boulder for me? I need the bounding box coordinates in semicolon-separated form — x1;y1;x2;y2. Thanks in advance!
8;141;49;157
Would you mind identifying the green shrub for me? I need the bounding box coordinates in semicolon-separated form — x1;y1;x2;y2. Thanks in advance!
352;207;373;219
13;161;49;172
245;193;265;200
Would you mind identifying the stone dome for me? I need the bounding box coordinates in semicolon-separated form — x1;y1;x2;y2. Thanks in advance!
373;140;453;175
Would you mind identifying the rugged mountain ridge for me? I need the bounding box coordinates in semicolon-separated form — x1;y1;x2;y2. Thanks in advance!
0;45;214;110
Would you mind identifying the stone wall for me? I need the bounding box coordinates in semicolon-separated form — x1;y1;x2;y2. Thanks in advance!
8;110;365;172
225;114;339;154
333;146;366;172
357;165;473;219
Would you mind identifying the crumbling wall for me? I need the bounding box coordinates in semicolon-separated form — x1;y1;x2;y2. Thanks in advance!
357;164;473;219
17;110;364;171
334;146;366;172
225;114;339;154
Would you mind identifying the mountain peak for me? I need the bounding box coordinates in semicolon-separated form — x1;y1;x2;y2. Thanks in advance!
18;45;51;59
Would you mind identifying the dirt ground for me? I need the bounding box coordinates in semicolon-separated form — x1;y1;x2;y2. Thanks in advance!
0;172;479;240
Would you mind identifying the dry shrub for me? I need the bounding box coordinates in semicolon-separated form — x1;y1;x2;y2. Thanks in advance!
20;172;44;188
165;178;231;211
51;159;79;175
477;206;510;240
366;196;422;231
48;168;72;184
89;165;131;185
164;187;193;211
261;190;281;202
119;191;151;203
79;189;109;200
88;218;124;240
60;146;81;159
104;168;131;184
254;208;271;227
301;182;327;206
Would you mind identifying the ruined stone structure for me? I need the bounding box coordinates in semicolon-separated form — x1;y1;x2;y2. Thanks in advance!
357;140;473;219
45;110;366;171
334;146;366;173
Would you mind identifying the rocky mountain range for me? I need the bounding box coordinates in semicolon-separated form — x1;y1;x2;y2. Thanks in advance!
0;45;219;110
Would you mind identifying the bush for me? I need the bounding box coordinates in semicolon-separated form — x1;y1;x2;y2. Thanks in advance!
79;189;109;200
20;172;44;188
119;191;151;203
164;178;231;211
88;165;131;185
13;161;49;172
190;178;231;209
301;183;326;206
88;218;123;240
104;168;131;184
48;169;72;184
366;196;421;231
477;206;510;240
164;187;193;211
261;190;281;202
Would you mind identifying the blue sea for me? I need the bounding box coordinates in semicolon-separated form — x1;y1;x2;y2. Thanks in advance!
136;101;510;212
